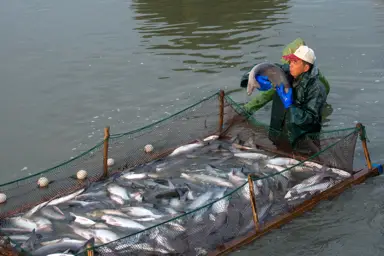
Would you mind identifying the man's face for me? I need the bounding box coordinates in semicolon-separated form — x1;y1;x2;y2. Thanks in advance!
289;59;310;78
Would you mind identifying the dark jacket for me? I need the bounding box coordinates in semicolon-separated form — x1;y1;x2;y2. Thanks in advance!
268;63;327;148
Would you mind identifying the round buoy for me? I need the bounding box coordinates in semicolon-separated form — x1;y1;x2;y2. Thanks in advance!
144;144;154;153
77;170;88;180
107;158;115;167
38;177;49;188
0;193;7;204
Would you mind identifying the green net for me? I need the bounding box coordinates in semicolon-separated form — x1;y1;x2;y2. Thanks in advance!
0;91;362;256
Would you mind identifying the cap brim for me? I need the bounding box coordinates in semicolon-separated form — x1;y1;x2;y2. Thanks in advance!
282;54;301;62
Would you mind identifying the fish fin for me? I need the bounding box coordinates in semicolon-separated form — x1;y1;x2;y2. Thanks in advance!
76;237;95;254
20;228;40;251
178;189;188;202
168;179;175;189
67;212;77;223
53;206;64;216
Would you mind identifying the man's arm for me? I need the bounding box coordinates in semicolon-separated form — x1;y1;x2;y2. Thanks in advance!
243;89;275;113
289;83;326;127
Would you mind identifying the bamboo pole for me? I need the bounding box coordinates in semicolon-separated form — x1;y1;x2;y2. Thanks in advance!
247;175;260;232
219;90;225;133
356;123;372;170
103;126;110;178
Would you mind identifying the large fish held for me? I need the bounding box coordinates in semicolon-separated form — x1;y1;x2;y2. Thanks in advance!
245;62;291;95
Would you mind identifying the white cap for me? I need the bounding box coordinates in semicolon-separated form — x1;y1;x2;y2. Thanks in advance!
283;45;316;64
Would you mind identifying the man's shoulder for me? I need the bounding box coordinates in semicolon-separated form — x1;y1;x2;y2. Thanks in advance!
313;76;327;95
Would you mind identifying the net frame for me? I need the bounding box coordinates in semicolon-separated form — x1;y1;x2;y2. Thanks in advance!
0;90;373;256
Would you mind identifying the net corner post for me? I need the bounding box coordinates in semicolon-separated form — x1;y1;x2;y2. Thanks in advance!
103;126;110;178
218;89;225;133
356;122;372;170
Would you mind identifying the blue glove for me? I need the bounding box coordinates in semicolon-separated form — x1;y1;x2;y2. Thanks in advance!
255;75;272;91
276;83;293;108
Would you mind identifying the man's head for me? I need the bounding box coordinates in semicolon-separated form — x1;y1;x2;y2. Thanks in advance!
282;45;316;78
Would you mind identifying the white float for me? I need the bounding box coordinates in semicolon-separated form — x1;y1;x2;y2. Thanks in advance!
144;144;154;153
77;170;88;180
38;177;49;187
107;158;115;167
0;193;7;204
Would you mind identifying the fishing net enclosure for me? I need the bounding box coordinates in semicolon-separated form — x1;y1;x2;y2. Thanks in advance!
0;91;363;256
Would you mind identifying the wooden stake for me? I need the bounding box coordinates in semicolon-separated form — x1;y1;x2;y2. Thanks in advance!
86;243;94;256
356;123;372;170
103;126;110;178
247;175;260;232
219;90;225;133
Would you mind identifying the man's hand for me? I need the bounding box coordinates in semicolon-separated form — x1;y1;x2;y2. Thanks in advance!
255;75;272;91
276;84;293;108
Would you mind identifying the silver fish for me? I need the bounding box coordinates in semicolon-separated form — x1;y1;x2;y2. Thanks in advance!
30;237;92;256
330;168;351;178
69;212;96;227
267;157;301;166
203;135;219;142
121;206;163;218
93;229;120;244
296;181;335;194
234;152;269;160
75;190;107;200
47;189;85;206
181;173;234;188
107;184;130;200
168;141;204;157
258;201;273;222
67;200;99;207
265;164;292;180
121;172;148;180
246;62;291;95
101;215;146;230
23;201;49;218
110;195;125;205
9;217;38;231
119;243;170;254
41;207;66;220
284;173;332;199
286;164;313;172
187;191;214;210
303;161;323;169
87;209;129;218
40;238;85;247
9;235;32;241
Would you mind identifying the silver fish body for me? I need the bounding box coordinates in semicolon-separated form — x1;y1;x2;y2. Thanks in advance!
246;62;291;95
168;142;204;157
107;184;130;200
47;189;85;206
101;215;146;230
234;152;269;160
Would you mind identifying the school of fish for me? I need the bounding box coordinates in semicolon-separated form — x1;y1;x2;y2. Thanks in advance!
0;134;352;255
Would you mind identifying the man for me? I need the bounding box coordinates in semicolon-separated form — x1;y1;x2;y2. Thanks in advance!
244;43;328;155
242;38;330;113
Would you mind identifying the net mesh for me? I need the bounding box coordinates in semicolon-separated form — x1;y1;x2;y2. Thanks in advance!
0;91;363;256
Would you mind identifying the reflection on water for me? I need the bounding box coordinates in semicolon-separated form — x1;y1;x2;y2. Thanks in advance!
131;0;291;73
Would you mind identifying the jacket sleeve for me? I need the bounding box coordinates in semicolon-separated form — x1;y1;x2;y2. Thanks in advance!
288;82;326;127
318;71;330;95
243;89;275;113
